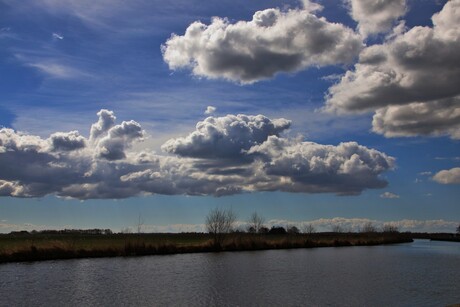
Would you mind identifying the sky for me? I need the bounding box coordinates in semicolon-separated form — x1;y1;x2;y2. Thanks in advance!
0;0;459;233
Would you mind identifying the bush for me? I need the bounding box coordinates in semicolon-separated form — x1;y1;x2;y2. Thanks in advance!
268;226;287;235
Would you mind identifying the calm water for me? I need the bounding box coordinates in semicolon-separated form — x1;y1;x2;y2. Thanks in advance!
1;239;459;306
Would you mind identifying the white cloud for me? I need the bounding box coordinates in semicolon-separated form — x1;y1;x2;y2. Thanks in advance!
162;114;291;160
52;33;64;40
0;180;22;197
435;156;460;161
325;0;460;139
1;217;457;234
390;219;458;233
0;109;395;199
0;27;16;40
0;221;73;233
142;223;206;233
49;131;86;152
372;97;460;139
162;5;362;83
300;0;323;12
419;171;432;176
433;168;460;184
346;0;407;37
380;191;399;199
14;52;93;81
82;109;145;161
204;106;216;115
27;61;89;79
247;136;395;195
266;217;457;233
95;120;144;160
90;109;117;141
6;0;131;30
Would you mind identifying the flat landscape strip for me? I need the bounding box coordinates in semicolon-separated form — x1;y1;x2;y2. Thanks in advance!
0;233;413;264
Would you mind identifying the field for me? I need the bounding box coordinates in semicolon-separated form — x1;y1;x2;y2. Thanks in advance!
0;232;413;264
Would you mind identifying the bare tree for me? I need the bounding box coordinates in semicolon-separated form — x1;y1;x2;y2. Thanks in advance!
206;208;236;248
382;224;399;233
247;211;265;233
456;224;460;236
302;224;316;234
287;225;300;234
361;222;377;233
120;227;132;234
331;224;343;233
137;214;144;234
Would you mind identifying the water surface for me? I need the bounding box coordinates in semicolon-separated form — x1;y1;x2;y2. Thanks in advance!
1;239;459;306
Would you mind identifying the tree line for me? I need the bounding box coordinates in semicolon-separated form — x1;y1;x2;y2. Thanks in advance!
8;229;114;235
205;208;405;247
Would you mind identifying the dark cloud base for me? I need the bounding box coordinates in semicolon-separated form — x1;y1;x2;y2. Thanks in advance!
0;110;395;199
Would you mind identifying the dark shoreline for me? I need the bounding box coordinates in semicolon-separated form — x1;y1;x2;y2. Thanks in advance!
0;233;413;264
430;238;460;243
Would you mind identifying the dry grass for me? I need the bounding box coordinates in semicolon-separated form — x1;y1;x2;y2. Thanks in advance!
0;232;412;264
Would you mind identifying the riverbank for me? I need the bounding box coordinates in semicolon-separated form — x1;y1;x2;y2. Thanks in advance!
0;232;413;264
409;232;460;243
430;238;460;243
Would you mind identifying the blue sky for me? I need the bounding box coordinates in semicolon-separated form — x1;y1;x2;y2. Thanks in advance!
0;0;459;233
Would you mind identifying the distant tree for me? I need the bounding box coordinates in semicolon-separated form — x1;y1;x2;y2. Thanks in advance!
457;224;460;236
137;214;144;234
331;225;343;233
247;211;265;233
302;224;316;234
361;222;377;233
287;225;300;235
205;208;236;248
268;226;287;235
259;226;269;234
382;224;399;233
121;227;132;234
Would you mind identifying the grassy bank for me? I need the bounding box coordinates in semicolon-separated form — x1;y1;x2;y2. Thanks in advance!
0;232;412;264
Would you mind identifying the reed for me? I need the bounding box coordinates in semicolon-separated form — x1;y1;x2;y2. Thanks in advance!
0;232;412;264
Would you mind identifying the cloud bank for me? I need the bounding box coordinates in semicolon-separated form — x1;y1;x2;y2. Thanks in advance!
267;217;458;233
0;110;395;199
2;217;456;234
326;0;460;139
162;5;362;83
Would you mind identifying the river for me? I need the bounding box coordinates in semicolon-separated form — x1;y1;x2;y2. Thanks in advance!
1;239;459;306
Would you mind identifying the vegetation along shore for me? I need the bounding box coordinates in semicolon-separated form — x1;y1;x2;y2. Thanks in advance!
2;209;458;264
0;230;413;264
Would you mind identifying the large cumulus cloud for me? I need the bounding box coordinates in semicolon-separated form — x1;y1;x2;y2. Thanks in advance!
0;110;394;199
372;97;460;139
247;136;394;195
161;5;362;83
325;0;460;139
161;114;291;160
